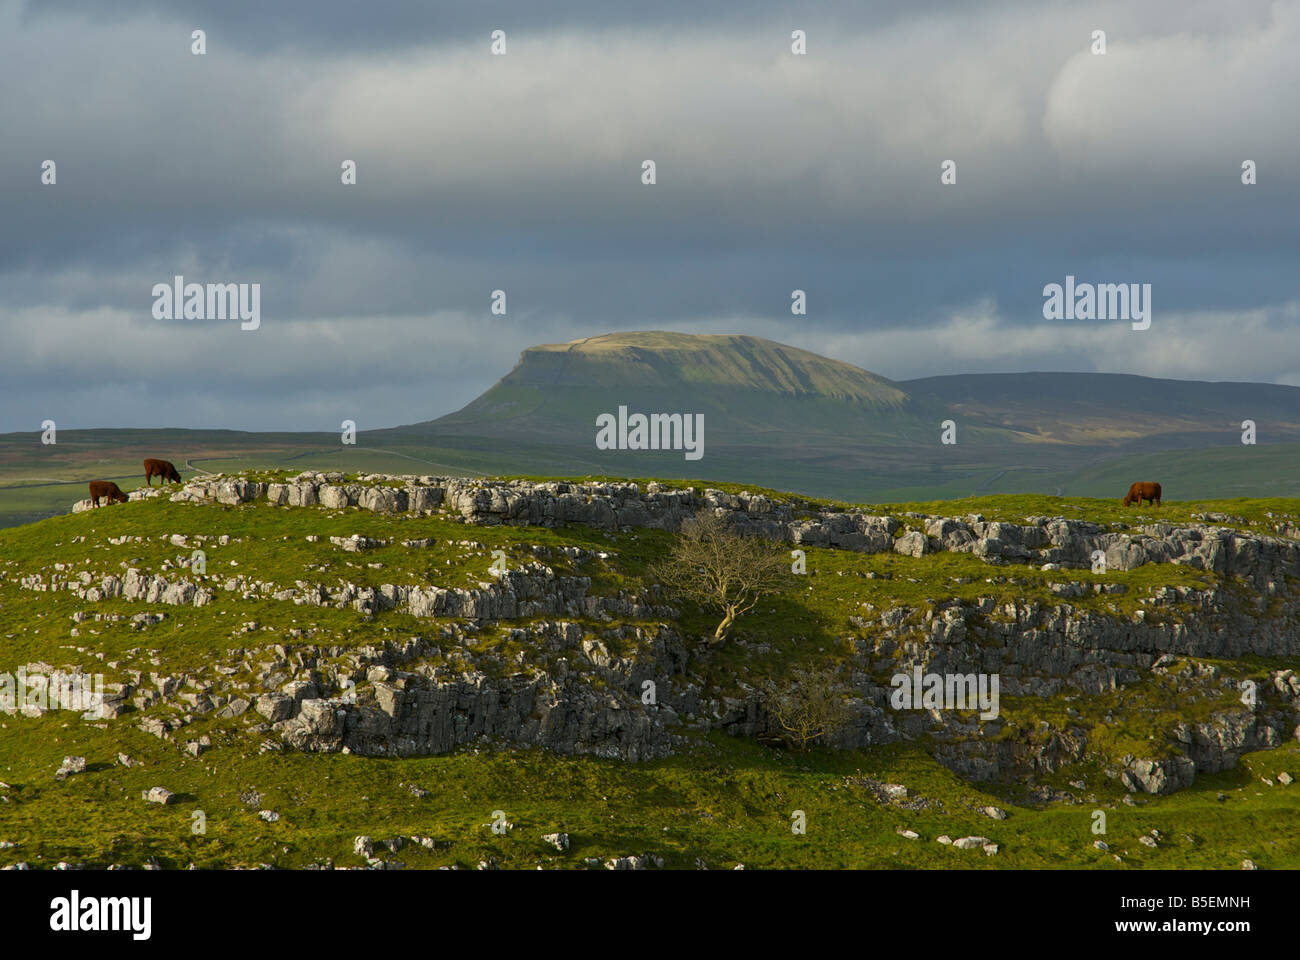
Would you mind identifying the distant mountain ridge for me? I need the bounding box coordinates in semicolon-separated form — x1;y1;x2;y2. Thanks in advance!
410;331;1300;447
904;371;1300;445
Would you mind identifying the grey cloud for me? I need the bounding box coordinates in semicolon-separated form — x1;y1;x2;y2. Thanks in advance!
0;0;1297;430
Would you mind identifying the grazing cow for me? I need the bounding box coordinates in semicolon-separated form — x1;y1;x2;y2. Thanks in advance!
143;458;182;486
89;480;128;507
1123;481;1162;508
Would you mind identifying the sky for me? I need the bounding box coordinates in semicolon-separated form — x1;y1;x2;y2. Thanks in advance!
2;0;1298;431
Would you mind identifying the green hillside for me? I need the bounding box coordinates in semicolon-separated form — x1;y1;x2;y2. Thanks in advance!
0;475;1297;869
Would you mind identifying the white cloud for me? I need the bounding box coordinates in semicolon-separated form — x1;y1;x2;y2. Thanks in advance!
1044;4;1300;175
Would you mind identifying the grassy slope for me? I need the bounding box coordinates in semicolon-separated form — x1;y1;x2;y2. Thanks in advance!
0;483;1298;868
5;726;1295;870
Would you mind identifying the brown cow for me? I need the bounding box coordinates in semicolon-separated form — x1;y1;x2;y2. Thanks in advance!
1123;481;1162;508
89;481;128;507
144;458;182;485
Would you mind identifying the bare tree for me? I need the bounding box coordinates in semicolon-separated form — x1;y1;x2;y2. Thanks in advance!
650;510;792;643
761;663;853;752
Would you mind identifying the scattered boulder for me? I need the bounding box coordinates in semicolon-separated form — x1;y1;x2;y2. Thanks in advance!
53;756;87;781
893;531;928;557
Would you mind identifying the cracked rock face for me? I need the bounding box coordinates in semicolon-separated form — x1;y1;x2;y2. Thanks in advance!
261;636;688;763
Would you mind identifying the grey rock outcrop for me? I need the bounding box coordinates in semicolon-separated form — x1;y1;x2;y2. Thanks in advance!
158;474;1300;593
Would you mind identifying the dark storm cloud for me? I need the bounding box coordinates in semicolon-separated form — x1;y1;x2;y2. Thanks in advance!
1;0;1298;431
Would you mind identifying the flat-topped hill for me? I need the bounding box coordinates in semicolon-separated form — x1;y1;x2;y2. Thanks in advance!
502;332;910;404
417;332;938;450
